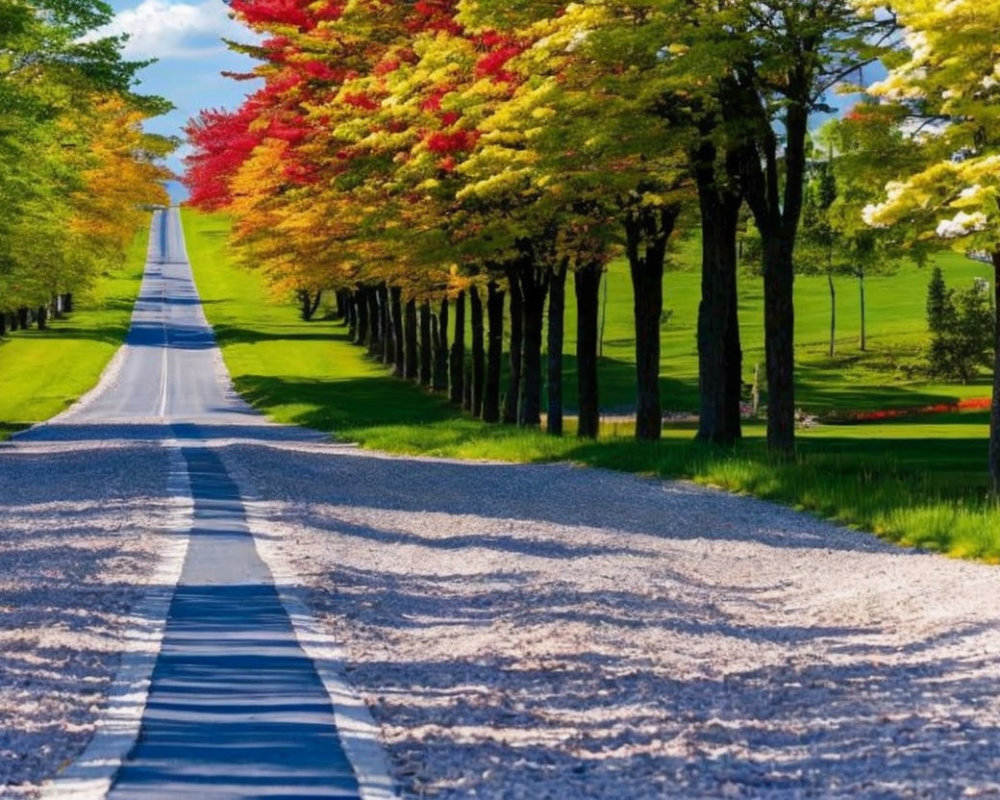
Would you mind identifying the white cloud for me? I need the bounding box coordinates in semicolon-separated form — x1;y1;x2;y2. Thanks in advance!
94;0;254;60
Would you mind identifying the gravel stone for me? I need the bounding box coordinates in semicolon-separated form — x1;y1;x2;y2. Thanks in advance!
224;442;1000;799
0;442;170;799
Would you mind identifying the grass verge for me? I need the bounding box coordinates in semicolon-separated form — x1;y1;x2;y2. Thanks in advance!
0;229;148;440
183;208;1000;563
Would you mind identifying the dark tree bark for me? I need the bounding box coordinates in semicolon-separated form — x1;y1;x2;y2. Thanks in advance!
515;254;550;428
547;260;568;436
390;286;405;376
503;269;523;424
297;289;322;321
624;205;679;441
469;285;485;417
989;250;1000;495
404;298;418;380
366;287;380;353
9;311;18;332
450;290;466;405
734;89;809;457
0;312;6;336
17;308;29;330
575;261;602;439
335;290;347;320
64;293;73;313
484;281;504;423
354;288;369;345
346;292;358;340
433;298;449;392
463;365;473;411
419;301;433;386
695;138;744;446
378;284;393;366
36;305;47;330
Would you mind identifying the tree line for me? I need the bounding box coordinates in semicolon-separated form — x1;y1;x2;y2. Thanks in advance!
184;1;1000;487
0;0;173;336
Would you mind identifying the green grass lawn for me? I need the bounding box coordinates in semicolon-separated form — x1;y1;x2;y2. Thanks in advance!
184;208;1000;563
561;242;991;413
0;230;148;440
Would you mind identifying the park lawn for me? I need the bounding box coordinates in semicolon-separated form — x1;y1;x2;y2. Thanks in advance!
0;228;149;441
565;246;991;413
184;207;1000;563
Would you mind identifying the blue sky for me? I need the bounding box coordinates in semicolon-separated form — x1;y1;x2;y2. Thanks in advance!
104;0;261;199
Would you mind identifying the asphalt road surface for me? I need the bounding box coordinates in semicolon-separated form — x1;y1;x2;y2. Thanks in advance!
18;208;366;799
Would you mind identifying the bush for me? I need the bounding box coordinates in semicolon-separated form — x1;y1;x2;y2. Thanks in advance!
927;279;993;383
926;266;948;334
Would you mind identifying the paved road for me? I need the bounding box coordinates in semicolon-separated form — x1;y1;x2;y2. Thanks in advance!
22;208;365;799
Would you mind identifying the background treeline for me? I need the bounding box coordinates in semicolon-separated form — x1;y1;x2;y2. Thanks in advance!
183;1;1000;487
0;0;173;335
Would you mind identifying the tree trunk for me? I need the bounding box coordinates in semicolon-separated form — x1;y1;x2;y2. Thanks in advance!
484;281;504;423
625;206;678;441
64;293;73;313
0;312;5;336
404;298;418;380
504;269;523;424
470;285;485;417
419;301;432;387
346;291;357;339
433;298;449;392
366;287;380;354
18;308;29;330
336;290;346;320
297;289;322;321
990;251;1000;495
724;261;743;439
828;274;836;358
354;289;369;345
517;263;549;428
763;237;796;455
450;290;466;404
36;305;47;330
695;142;743;446
575;261;602;439
379;284;393;366
389;286;404;376
547;261;568;436
859;271;867;352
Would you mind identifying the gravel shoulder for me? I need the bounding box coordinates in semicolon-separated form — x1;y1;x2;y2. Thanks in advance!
0;443;171;799
227;441;1000;799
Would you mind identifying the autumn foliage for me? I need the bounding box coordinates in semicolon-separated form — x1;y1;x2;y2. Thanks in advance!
184;0;1000;490
0;0;173;331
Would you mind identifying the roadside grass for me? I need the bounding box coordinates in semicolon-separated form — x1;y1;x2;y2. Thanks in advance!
0;230;148;441
183;208;1000;562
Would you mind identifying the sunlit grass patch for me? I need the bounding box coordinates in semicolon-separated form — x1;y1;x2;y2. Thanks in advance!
0;230;148;440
